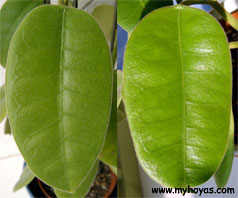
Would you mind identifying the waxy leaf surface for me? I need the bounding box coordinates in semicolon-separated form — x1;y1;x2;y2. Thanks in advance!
215;112;234;187
123;5;231;187
54;160;99;198
0;0;43;67
118;0;173;32
6;5;112;192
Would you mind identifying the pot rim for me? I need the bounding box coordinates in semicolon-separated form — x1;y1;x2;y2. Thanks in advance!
37;167;117;198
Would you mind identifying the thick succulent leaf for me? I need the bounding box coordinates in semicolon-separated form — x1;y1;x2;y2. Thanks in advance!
118;0;173;32
91;4;115;43
215;112;234;187
6;5;112;192
13;164;35;192
123;5;232;187
117;70;123;107
99;71;117;167
4;117;11;134
0;0;43;67
54;160;99;198
0;84;6;122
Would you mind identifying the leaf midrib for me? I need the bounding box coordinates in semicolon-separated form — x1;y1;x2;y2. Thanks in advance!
177;8;186;184
58;7;69;188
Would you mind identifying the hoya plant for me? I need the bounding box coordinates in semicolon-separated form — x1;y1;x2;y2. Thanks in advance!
118;0;237;189
0;0;117;197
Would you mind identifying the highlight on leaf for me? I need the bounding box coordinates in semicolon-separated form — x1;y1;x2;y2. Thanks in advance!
6;5;112;192
123;5;232;187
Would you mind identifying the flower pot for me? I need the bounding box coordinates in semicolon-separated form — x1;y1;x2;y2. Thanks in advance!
26;162;117;198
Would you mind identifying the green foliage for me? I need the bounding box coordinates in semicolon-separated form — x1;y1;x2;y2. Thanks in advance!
123;5;232;187
4;117;11;134
92;5;115;43
54;161;99;198
99;71;117;167
0;0;43;67
215;112;234;187
13;165;35;192
180;0;238;30
6;5;112;192
118;0;173;32
0;85;6;123
117;115;143;197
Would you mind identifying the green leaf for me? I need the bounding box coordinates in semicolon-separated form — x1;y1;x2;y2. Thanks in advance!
99;71;117;167
0;84;6;123
118;115;143;197
109;164;117;175
54;160;99;198
4;117;11;135
0;0;43;67
180;0;238;30
118;0;173;32
123;5;232;187
215;112;234;187
13;164;35;192
117;70;123;108
6;5;112;192
91;4;115;43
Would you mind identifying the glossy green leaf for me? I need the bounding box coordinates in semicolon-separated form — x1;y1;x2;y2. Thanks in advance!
117;70;123;108
91;4;115;43
99;71;117;167
118;0;173;32
13;164;35;192
0;84;6;122
4;117;11;134
123;5;232;187
6;5;112;192
215;112;234;187
180;0;238;30
54;160;99;198
0;0;43;67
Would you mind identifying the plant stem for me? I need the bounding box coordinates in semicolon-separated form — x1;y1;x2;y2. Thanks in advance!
73;0;78;8
180;0;238;30
112;35;117;68
110;2;117;53
58;0;64;5
43;0;50;4
64;0;68;5
58;0;68;5
82;0;93;9
68;0;73;7
229;41;238;49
